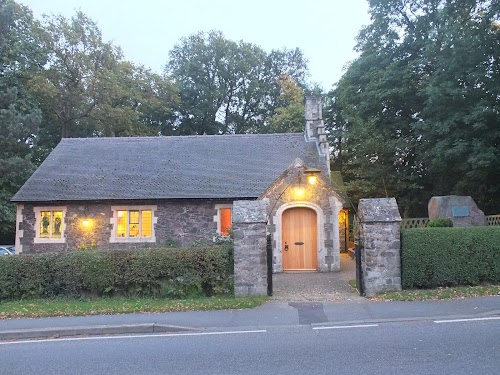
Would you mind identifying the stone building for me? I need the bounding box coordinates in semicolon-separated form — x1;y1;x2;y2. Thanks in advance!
12;96;348;272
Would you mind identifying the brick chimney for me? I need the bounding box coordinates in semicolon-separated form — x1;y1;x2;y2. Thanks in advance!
305;95;329;163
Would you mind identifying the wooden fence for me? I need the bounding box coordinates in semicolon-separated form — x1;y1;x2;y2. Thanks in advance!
400;218;429;229
400;215;500;229
486;215;500;226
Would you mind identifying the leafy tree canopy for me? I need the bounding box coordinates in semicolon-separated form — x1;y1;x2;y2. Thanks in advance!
29;11;179;157
0;0;43;241
268;74;305;133
166;30;309;135
328;0;500;215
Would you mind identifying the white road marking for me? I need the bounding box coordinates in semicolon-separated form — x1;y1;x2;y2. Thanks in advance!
313;324;379;330
434;317;500;324
0;329;267;345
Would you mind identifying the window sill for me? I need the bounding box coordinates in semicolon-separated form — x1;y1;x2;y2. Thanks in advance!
34;238;66;244
213;235;232;242
109;237;156;243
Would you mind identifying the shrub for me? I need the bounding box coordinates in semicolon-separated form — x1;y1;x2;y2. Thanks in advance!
427;217;453;227
0;244;234;301
401;227;500;289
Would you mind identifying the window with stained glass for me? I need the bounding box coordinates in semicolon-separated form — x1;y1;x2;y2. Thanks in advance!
39;211;63;239
115;209;152;238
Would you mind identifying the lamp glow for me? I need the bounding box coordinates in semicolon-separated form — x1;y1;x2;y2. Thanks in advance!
296;187;304;197
307;175;317;185
304;167;321;185
82;219;90;228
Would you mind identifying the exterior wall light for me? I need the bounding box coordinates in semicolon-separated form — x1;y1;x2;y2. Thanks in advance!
266;165;322;224
82;218;91;228
304;168;321;185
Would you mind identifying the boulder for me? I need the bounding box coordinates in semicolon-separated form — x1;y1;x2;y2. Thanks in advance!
428;195;486;227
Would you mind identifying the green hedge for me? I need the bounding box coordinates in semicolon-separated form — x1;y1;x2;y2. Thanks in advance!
427;217;453;227
401;227;500;289
0;245;234;301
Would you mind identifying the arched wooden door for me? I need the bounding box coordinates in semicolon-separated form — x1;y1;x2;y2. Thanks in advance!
282;207;318;271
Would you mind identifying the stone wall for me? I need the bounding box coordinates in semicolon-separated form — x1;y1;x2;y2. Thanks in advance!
358;198;402;297
233;200;268;296
17;199;234;254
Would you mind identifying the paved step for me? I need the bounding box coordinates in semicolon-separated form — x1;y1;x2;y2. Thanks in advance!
271;253;359;301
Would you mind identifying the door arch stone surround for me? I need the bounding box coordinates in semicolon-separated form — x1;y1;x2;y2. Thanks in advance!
272;202;326;272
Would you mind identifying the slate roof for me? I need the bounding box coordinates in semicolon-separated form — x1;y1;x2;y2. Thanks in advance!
12;133;329;202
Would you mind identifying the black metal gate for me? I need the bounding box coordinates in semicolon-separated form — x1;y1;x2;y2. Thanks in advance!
266;234;273;296
355;241;365;296
352;218;364;296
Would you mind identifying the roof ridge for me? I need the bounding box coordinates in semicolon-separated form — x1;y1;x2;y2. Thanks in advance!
62;133;305;142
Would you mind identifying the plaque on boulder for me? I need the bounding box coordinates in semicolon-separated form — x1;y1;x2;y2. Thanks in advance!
428;195;486;227
451;206;470;217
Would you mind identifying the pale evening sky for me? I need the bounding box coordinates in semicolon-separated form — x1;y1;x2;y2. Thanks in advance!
18;0;371;91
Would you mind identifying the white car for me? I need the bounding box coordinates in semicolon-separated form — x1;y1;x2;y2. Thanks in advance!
0;246;14;256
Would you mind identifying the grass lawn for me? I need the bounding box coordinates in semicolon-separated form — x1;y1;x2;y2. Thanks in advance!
349;280;500;301
2;285;499;320
375;285;500;301
0;296;268;319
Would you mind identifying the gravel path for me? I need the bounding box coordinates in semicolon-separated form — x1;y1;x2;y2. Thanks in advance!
271;253;363;301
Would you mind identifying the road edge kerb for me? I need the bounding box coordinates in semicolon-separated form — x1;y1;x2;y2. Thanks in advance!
0;323;196;341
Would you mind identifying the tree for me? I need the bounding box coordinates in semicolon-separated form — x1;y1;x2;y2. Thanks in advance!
268;74;305;133
28;11;124;153
166;30;309;135
29;11;179;155
0;0;44;241
415;2;500;212
329;0;500;215
87;61;178;137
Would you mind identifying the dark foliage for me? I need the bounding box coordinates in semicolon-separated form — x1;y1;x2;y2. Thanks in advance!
326;0;500;216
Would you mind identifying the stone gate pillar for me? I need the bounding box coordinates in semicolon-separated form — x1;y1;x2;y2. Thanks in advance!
233;200;268;296
358;198;402;297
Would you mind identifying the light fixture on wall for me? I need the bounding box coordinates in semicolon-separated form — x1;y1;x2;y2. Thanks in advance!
295;184;304;197
81;208;91;229
295;168;320;197
266;166;322;224
304;167;321;185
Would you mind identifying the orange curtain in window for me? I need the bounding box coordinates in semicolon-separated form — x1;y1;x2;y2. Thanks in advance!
220;208;231;236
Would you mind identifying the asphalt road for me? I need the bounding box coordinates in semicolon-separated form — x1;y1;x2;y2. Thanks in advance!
1;317;499;375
